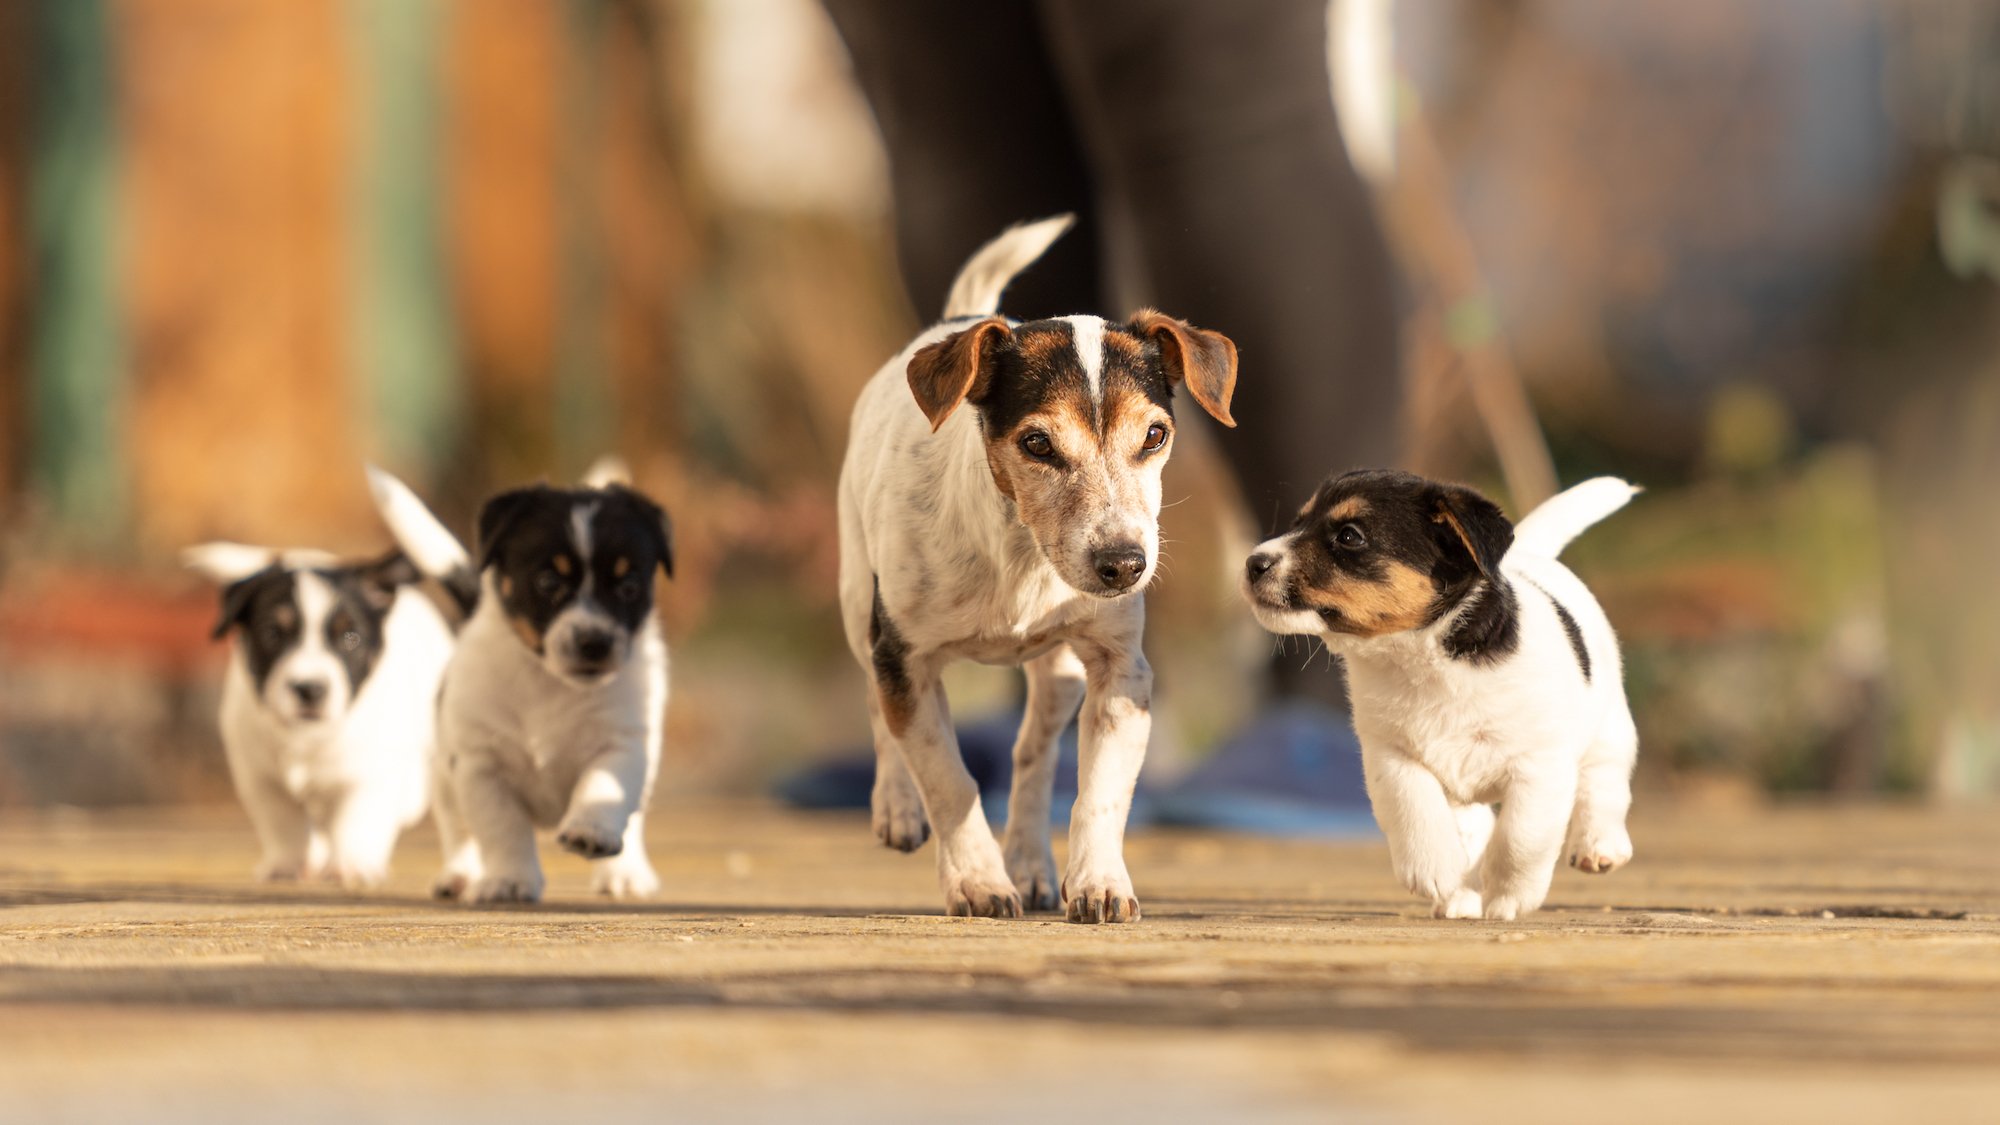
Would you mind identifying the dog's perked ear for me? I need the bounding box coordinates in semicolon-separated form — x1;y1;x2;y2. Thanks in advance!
607;484;674;579
1130;309;1238;427
906;316;1011;431
1431;483;1514;580
211;566;282;640
476;486;549;571
354;549;421;612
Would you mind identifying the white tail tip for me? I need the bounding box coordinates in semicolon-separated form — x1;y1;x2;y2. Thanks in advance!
365;464;471;577
942;214;1076;320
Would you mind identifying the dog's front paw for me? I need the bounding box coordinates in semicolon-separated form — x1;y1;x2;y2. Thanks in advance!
555;817;626;860
1062;866;1141;925
1569;825;1633;874
467;870;544;905
1434;887;1483;919
1002;838;1060;913
1481;894;1534;921
327;860;387;892
591;854;660;900
255;855;309;883
1393;861;1464;906
872;772;930;853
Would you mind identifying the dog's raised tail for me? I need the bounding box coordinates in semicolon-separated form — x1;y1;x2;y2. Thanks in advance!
1509;477;1639;558
942;214;1075;320
365;465;479;616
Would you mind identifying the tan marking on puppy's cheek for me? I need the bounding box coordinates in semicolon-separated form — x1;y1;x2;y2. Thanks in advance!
508;612;545;654
613;557;631;578
553;556;573;577
1302;561;1437;637
500;575;515;599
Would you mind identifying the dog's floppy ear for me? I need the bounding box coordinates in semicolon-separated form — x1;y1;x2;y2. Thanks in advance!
211;566;280;640
475;487;545;572
1431;483;1513;580
1130;309;1237;427
606;484;674;580
906;316;1010;431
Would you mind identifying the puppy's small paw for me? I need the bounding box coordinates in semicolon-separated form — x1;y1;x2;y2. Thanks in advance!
1003;842;1060;913
1434;887;1483;919
1061;868;1141;925
1394;863;1463;906
1481;895;1532;921
1569;826;1633;874
432;869;472;900
328;862;387;892
467;872;544;905
943;874;1023;919
555;819;626;860
591;855;660;900
255;857;307;883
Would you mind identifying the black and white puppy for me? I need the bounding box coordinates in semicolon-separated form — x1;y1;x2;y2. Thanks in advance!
839;215;1239;923
1241;472;1640;920
189;541;451;888
371;465;672;904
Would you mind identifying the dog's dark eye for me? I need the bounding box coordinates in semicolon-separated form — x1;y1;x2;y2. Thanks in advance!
259;623;287;647
1335;523;1368;550
533;570;568;599
1140;423;1168;453
615;576;644;602
338;630;362;653
1019;431;1054;460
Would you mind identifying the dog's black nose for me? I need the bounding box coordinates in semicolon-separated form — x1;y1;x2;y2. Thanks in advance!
1246;553;1278;582
1092;545;1147;591
574;629;615;664
290;680;328;708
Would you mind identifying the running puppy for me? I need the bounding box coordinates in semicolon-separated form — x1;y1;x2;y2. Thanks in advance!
189;541;450;888
839;215;1238;923
1240;472;1639;920
371;463;671;904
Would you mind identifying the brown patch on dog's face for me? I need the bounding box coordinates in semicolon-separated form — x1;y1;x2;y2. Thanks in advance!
1243;469;1510;638
972;319;1179;597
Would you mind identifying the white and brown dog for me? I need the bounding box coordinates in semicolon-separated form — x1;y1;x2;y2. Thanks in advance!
188;541;451;889
371;463;673;905
1241;471;1640;920
839;215;1238;923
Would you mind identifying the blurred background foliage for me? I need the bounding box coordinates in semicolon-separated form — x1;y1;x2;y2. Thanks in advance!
0;0;1996;808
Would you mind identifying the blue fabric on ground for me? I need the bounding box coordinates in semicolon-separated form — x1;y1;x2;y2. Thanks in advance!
778;703;1368;837
1152;703;1379;838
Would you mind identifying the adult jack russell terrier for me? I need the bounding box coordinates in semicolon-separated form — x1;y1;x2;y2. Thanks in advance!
1241;471;1640;920
838;215;1239;923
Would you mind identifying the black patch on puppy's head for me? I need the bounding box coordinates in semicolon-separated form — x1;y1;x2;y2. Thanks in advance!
1265;470;1519;660
210;550;419;697
476;483;674;657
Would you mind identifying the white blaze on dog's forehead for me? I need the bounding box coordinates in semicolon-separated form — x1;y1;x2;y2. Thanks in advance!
1060;315;1106;398
570;501;600;563
294;571;335;652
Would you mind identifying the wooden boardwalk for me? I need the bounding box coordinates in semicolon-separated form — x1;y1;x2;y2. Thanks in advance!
2;801;1996;1123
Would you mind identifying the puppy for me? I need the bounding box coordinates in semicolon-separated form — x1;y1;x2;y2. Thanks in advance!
1240;472;1640;920
189;541;450;888
838;215;1239;923
371;465;672;904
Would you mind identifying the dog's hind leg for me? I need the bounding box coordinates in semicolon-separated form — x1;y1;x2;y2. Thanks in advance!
1002;645;1087;912
867;693;930;852
1568;704;1637;874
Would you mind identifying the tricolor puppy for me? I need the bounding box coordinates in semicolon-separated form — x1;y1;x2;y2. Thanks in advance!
838;215;1238;923
189;541;450;888
371;463;671;904
1241;472;1640;920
